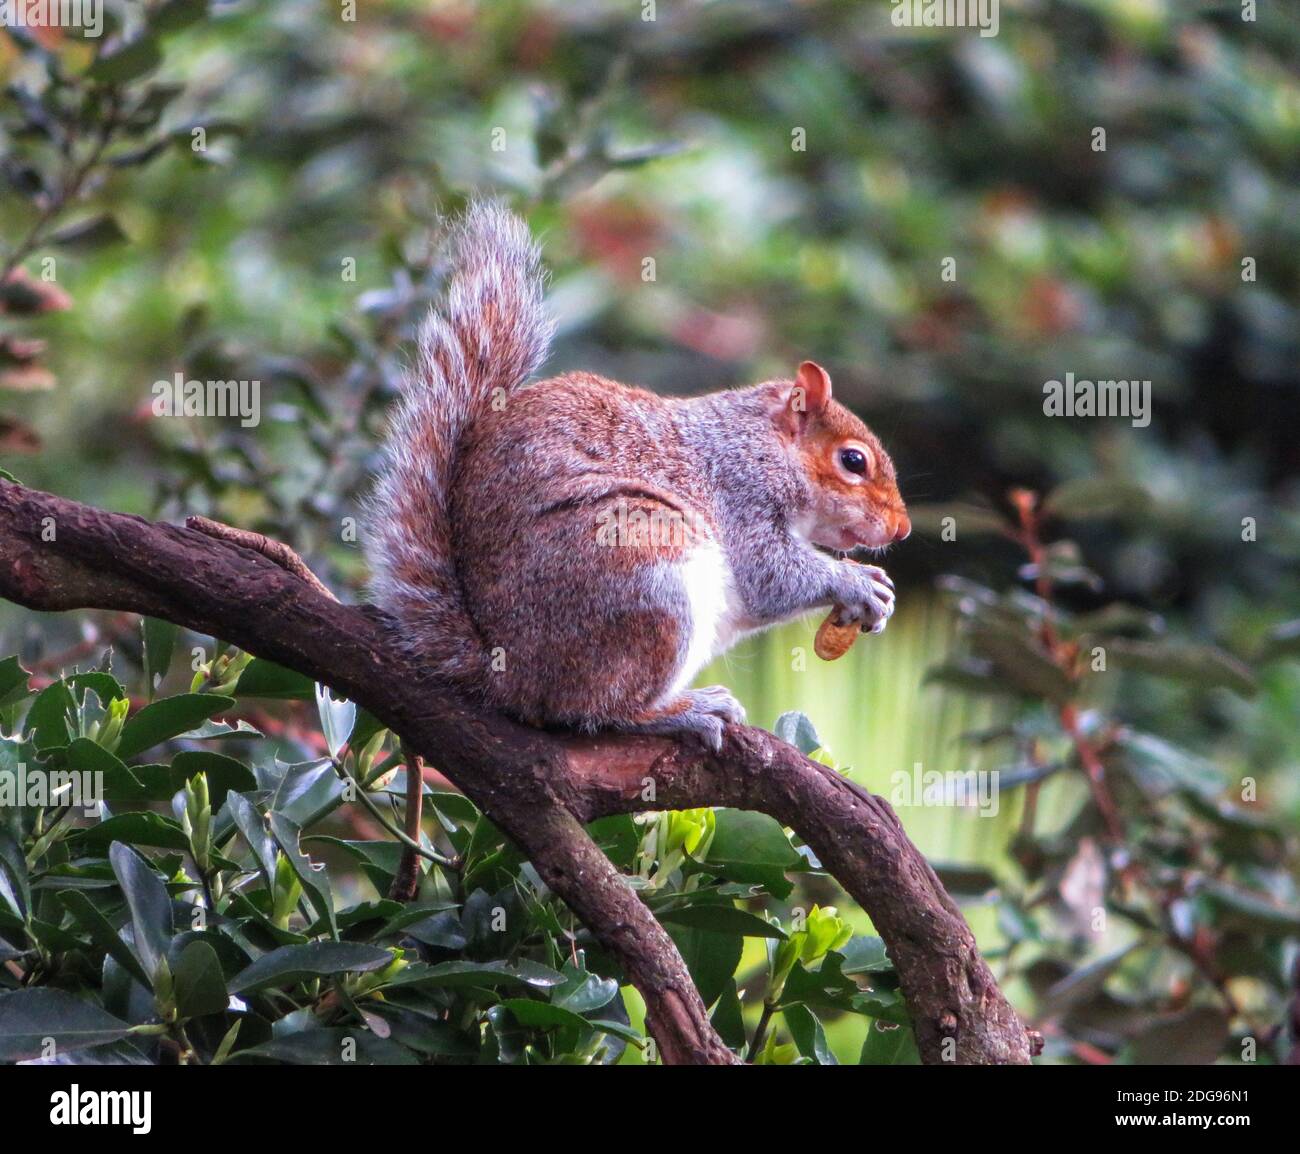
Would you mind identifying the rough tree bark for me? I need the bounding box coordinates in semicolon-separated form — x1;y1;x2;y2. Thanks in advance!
0;480;1032;1065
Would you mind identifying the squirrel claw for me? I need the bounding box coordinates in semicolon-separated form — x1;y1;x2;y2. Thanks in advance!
613;686;745;752
689;685;747;726
838;562;895;632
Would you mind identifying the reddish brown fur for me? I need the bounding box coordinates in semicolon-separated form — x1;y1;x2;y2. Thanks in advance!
368;205;907;745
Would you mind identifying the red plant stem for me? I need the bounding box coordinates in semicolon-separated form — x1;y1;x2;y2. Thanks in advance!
1010;493;1126;844
1059;702;1125;842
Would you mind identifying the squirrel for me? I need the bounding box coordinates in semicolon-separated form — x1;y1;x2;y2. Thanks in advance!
366;201;910;750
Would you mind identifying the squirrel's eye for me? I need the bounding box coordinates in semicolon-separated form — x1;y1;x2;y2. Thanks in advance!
839;448;868;476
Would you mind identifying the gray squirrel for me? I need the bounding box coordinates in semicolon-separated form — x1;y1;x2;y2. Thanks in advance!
366;202;909;749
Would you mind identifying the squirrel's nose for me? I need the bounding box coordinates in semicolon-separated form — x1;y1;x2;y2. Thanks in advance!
892;513;911;543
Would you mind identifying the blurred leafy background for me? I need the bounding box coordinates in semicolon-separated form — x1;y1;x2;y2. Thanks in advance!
1;0;1298;1065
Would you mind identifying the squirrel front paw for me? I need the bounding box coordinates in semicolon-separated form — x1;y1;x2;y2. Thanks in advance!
836;564;896;635
615;686;746;752
688;685;747;726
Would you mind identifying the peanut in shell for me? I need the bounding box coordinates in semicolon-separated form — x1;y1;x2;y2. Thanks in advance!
814;611;860;661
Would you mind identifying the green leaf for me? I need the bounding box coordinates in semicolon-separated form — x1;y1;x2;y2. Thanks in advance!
64;736;133;785
367;1007;479;1058
227;942;394;994
931;862;999;897
1101;638;1256;697
0;656;32;709
230;1027;418;1065
499;998;589;1032
997;899;1042;944
924;660;1022;698
315;685;355;760
24;680;76;750
1070;604;1165;639
268;813;335;939
1124;1007;1229;1066
0;827;30;920
233;659;315;700
72;749;254;824
836;935;894;975
141;618;178;698
174;717;261;742
382;959;564;991
24;917;86;953
109;842;174;982
1043;477;1150;520
173;941;229;1019
499;997;643;1044
0;988;132;1061
657;902;786;938
1257;620;1300;664
398;909;468;950
778;952;865;1015
227;792;278;887
551;966;619;1015
858;1018;920;1065
773;711;824;755
108;140;171;169
1197;880;1300;934
150;0;209;35
47;214;129;251
347;708;387;753
968;622;1071;704
783;1002;837;1065
709;979;746;1049
68;812;190;852
87;37;162;84
704;809;802;895
115;694;237;759
368;893;453;927
1038;944;1138;1017
668;924;743;1009
850;986;910;1023
585;814;639;870
1115;731;1225;800
57;888;153;989
169;751;256;809
304;899;404;937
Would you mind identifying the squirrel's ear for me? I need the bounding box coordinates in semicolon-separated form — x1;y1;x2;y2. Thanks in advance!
787;361;832;423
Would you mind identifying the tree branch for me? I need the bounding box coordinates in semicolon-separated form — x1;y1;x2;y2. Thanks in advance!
0;480;1032;1065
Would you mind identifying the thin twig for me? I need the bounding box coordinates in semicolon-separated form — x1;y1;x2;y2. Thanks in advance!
337;756;454;869
745;1001;776;1062
389;741;427;901
1010;490;1125;843
1;97;119;281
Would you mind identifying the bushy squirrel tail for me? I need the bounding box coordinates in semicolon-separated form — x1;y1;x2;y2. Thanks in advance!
366;201;553;687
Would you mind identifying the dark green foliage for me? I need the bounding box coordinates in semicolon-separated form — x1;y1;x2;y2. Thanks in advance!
0;652;901;1064
930;491;1297;1065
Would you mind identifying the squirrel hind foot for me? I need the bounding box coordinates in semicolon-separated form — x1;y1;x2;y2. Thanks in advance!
613;686;746;753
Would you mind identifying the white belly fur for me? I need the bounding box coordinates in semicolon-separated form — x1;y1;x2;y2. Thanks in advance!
664;541;741;700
